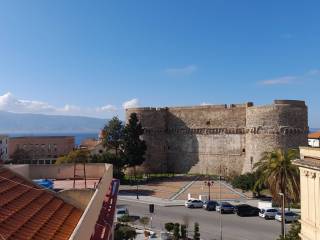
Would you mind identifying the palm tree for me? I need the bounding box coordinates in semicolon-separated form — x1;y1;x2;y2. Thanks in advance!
254;148;300;205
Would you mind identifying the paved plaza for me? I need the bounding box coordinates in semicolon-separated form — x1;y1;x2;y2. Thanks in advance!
119;176;248;203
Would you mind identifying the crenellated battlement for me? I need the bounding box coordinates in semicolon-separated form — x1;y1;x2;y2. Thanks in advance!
126;100;308;175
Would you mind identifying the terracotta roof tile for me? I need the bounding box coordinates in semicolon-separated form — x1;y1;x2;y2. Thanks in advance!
0;166;83;240
308;132;320;139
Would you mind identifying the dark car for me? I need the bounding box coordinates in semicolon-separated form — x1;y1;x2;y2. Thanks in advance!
234;204;260;217
203;200;218;211
216;202;235;214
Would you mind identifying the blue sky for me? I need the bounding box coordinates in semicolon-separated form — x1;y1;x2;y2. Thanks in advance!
0;1;319;126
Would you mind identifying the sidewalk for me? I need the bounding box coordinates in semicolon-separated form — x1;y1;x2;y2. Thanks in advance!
118;195;185;207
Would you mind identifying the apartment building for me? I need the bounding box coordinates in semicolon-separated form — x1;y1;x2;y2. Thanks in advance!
294;147;320;240
0;135;9;162
9;136;75;164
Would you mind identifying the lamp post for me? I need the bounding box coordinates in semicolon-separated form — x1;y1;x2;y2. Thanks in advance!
136;179;139;200
279;192;285;238
204;180;214;201
219;164;222;240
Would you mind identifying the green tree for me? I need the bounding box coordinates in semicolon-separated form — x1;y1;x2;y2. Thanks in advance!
123;113;147;179
254;149;300;205
193;222;200;240
55;149;89;164
276;221;301;240
102;116;124;158
102;117;126;178
90;152;125;179
114;224;137;240
173;223;180;240
165;222;175;233
11;148;32;164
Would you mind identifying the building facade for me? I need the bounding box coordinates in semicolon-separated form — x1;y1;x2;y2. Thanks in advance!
126;100;308;175
294;147;320;240
9;136;75;164
308;132;320;148
0;135;9;162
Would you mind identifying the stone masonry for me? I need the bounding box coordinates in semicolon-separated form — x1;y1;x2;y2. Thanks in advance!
126;100;308;175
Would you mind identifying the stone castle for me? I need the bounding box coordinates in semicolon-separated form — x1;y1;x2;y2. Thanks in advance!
125;100;308;175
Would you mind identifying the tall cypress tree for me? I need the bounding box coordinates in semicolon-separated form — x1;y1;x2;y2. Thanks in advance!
123;113;147;176
102;116;125;178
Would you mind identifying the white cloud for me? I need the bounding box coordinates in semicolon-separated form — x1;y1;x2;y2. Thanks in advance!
0;92;117;118
307;69;320;76
200;102;211;106
165;65;197;76
97;105;117;112
259;76;296;85
122;98;139;109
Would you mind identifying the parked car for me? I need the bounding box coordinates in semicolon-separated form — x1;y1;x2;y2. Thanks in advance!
234;204;260;217
216;202;235;213
116;207;129;220
275;211;299;223
185;199;203;208
259;208;278;219
203;200;218;211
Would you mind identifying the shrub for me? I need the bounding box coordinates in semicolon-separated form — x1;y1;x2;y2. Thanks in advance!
165;222;175;232
193;222;200;240
173;223;180;240
139;216;150;229
180;224;187;239
276;221;301;240
114;224;137;240
118;214;131;223
231;173;256;191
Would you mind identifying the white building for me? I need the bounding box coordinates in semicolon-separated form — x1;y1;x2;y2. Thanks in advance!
294;147;320;240
308;132;320;148
0;135;9;162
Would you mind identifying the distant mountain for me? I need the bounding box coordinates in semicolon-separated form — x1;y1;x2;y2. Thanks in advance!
0;111;107;133
310;128;320;133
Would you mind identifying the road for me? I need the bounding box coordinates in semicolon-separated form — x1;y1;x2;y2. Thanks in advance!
118;200;282;240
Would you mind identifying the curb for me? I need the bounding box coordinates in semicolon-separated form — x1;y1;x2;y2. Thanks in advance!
169;176;200;200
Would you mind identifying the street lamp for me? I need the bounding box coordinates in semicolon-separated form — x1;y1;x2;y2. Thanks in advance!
279;192;285;238
136;179;139;200
204;180;214;201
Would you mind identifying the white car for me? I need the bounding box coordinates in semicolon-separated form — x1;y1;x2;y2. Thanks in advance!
259;208;278;219
185;199;203;208
116;207;129;220
275;211;299;223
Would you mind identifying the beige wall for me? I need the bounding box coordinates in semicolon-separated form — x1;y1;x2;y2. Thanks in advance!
299;167;320;240
58;189;95;210
70;164;113;240
7;163;107;179
298;147;320;240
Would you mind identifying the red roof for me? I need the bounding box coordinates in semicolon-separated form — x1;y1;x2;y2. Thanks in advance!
0;166;83;240
309;132;320;139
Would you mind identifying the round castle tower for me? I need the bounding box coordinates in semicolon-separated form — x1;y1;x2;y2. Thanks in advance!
125;107;168;173
244;100;308;173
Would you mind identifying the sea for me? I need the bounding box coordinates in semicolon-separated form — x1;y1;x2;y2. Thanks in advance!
8;132;99;146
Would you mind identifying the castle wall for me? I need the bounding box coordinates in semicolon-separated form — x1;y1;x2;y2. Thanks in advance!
166;105;247;174
126;100;308;175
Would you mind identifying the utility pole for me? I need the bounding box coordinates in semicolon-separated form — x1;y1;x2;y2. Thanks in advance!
204;180;214;201
279;192;285;238
219;164;222;240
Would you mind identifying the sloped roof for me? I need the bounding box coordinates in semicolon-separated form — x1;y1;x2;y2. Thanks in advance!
308;132;320;139
0;166;83;240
